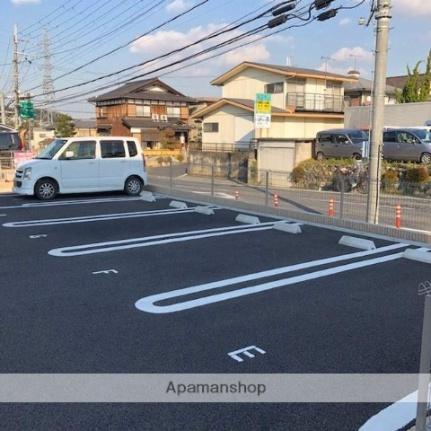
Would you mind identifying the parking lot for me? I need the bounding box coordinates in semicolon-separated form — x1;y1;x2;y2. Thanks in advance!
0;191;430;430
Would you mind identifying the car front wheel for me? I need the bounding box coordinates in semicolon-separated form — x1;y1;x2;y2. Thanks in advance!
124;176;143;196
34;178;58;200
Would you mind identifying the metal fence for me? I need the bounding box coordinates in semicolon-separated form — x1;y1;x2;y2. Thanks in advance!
0;152;15;184
148;160;431;234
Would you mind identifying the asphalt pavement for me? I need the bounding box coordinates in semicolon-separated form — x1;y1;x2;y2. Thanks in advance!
0;191;429;430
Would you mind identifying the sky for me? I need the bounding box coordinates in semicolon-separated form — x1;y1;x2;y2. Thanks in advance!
0;0;430;119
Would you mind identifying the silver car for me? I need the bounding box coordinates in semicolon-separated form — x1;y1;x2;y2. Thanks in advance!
383;129;431;164
315;129;368;160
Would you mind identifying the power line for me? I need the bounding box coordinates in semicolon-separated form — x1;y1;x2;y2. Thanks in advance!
26;0;210;93
30;0;281;97
35;3;315;106
35;0;366;108
21;0;85;38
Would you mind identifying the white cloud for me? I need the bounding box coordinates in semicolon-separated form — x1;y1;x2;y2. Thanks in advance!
220;43;269;66
392;0;431;17
318;63;370;77
11;0;40;4
330;46;373;63
130;22;271;77
339;17;351;26
166;0;189;13
316;46;373;78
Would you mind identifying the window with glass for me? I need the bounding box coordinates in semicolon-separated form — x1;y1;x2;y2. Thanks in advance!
167;107;180;117
318;134;332;143
265;82;284;94
203;123;219;133
127;141;138;157
396;132;417;144
383;131;397;142
60;141;96;160
101;140;126;158
136;105;151;117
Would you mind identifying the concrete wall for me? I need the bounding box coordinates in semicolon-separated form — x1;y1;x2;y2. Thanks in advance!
345;102;431;129
257;140;313;186
188;150;252;179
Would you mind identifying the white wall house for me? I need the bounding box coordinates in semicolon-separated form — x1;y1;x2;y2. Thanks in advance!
192;62;354;153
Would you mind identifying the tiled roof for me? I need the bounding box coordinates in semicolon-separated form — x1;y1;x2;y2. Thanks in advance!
122;117;191;131
89;78;195;103
345;77;397;95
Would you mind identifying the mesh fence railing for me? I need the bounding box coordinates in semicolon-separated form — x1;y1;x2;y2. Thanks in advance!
0;152;16;184
147;161;431;234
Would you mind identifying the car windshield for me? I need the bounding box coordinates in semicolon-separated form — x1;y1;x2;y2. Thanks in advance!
36;139;67;159
412;129;431;142
347;130;368;142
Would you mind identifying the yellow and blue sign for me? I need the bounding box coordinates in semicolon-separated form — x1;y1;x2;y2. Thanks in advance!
254;93;271;129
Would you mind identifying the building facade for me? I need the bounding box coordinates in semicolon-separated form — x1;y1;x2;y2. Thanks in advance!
345;71;397;106
192;62;354;153
89;78;194;148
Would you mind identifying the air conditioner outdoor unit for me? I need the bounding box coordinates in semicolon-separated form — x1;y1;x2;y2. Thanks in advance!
160;114;168;122
152;114;159;121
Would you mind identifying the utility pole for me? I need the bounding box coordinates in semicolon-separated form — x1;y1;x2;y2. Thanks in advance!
41;29;55;127
0;93;6;125
13;24;20;130
366;0;392;224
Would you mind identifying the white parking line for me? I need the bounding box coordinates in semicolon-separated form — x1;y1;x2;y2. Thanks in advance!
3;207;201;227
0;196;144;210
92;269;119;275
48;222;277;257
135;244;408;314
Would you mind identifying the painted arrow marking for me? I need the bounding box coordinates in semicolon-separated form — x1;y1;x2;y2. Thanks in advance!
135;244;408;314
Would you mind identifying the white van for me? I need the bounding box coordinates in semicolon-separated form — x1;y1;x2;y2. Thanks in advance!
13;137;147;200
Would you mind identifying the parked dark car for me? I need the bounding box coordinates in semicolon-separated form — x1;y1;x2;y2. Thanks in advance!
0;125;20;151
383;128;431;163
315;128;368;160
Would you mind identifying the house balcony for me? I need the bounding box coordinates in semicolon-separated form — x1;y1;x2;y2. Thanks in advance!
286;93;344;113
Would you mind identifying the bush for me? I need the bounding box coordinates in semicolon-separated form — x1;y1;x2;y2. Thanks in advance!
382;168;399;184
406;166;429;183
290;158;355;189
176;154;184;163
156;156;164;165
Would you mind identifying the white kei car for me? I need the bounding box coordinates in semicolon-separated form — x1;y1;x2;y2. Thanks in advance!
13;137;147;200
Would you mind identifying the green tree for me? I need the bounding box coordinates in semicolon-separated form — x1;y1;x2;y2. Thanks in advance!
397;53;431;103
54;113;76;137
420;50;431;101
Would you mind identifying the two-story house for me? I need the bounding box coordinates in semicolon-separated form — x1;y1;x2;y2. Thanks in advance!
89;78;195;148
345;70;397;106
192;62;355;151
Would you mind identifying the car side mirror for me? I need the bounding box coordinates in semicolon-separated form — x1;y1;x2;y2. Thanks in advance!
65;150;74;159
